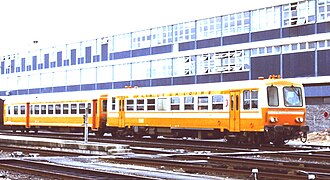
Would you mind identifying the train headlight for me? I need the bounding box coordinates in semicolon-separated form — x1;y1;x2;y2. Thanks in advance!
270;117;278;123
295;117;304;123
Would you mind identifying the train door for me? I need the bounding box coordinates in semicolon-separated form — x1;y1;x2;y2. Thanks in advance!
229;91;240;132
118;96;125;128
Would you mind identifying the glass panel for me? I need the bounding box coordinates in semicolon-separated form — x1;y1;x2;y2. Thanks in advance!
267;86;279;106
283;87;303;107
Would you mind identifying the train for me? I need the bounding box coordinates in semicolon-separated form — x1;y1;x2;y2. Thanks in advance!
0;75;309;145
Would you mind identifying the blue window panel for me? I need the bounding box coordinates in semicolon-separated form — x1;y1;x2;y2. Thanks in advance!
196;74;221;84
132;48;150;57
64;59;69;66
21;58;26;72
38;63;43;70
173;76;195;85
81;84;95;91
44;54;49;69
317;49;330;76
78;57;84;64
151;44;172;55
223;71;249;82
132;79;150;87
93;55;100;62
71;49;76;65
10;60;15;73
0;91;5;96
109;53;114;60
251;29;280;42
305;85;330;97
41;87;52;93
67;85;80;92
18;89;28;95
151;78;171;87
27;65;32;71
1;61;4;74
8;90;17;96
6;68;10;74
317;22;330;33
283;24;315;38
29;88;40;94
223;33;249;46
85;46;91;63
50;62;56;68
196;38;221;49
96;82;112;90
114;50;131;60
53;86;66;93
113;81;130;89
57;51;62;67
16;67;20;73
251;55;280;80
282;52;315;78
101;43;108;61
179;41;195;51
32;56;37;70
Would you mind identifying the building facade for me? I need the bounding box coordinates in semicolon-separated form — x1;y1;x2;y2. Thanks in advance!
1;0;330;108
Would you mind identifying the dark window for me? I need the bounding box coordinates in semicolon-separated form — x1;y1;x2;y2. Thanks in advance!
170;97;180;110
147;99;156;111
184;96;194;110
48;105;54;114
63;104;69;114
41;105;46;114
212;95;224;110
20;105;25;114
55;104;61;114
71;104;77;114
79;103;86;114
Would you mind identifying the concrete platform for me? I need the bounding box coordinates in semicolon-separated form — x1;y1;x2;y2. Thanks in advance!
0;135;131;155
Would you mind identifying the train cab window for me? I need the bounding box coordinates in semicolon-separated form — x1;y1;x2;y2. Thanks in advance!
158;98;168;111
55;104;61;114
267;86;279;106
14;106;18;115
212;95;224;110
136;99;145;111
79;103;86;114
48;105;54;114
184;96;194;110
147;99;155;111
34;105;40;114
198;96;209;110
41;105;47;114
243;90;258;110
283;86;303;107
103;100;108;112
63;104;69;114
20;105;25;114
126;99;134;111
71;104;77;114
170;97;180;110
110;97;116;112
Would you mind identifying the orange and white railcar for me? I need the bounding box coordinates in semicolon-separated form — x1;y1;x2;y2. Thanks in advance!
105;76;308;145
2;92;107;133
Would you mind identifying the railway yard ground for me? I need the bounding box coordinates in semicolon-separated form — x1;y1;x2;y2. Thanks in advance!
0;131;329;179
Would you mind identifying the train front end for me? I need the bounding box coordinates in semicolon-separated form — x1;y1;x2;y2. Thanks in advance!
263;77;308;145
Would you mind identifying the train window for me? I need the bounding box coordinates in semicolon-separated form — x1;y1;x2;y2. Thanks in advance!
7;106;11;115
55;104;61;114
79;103;86;114
147;99;155;111
14;106;18;115
158;98;168;111
48;105;54;114
87;103;91;114
20;105;25;114
212;95;224;110
111;97;115;110
63;104;69;114
184;96;194;110
136;99;145;111
283;86;303;107
170;97;180;110
71;104;77;114
267;86;279;106
126;99;134;111
34;105;40;114
41;105;47;114
30;105;33;115
243;90;258;110
198;96;209;110
104;100;109;112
